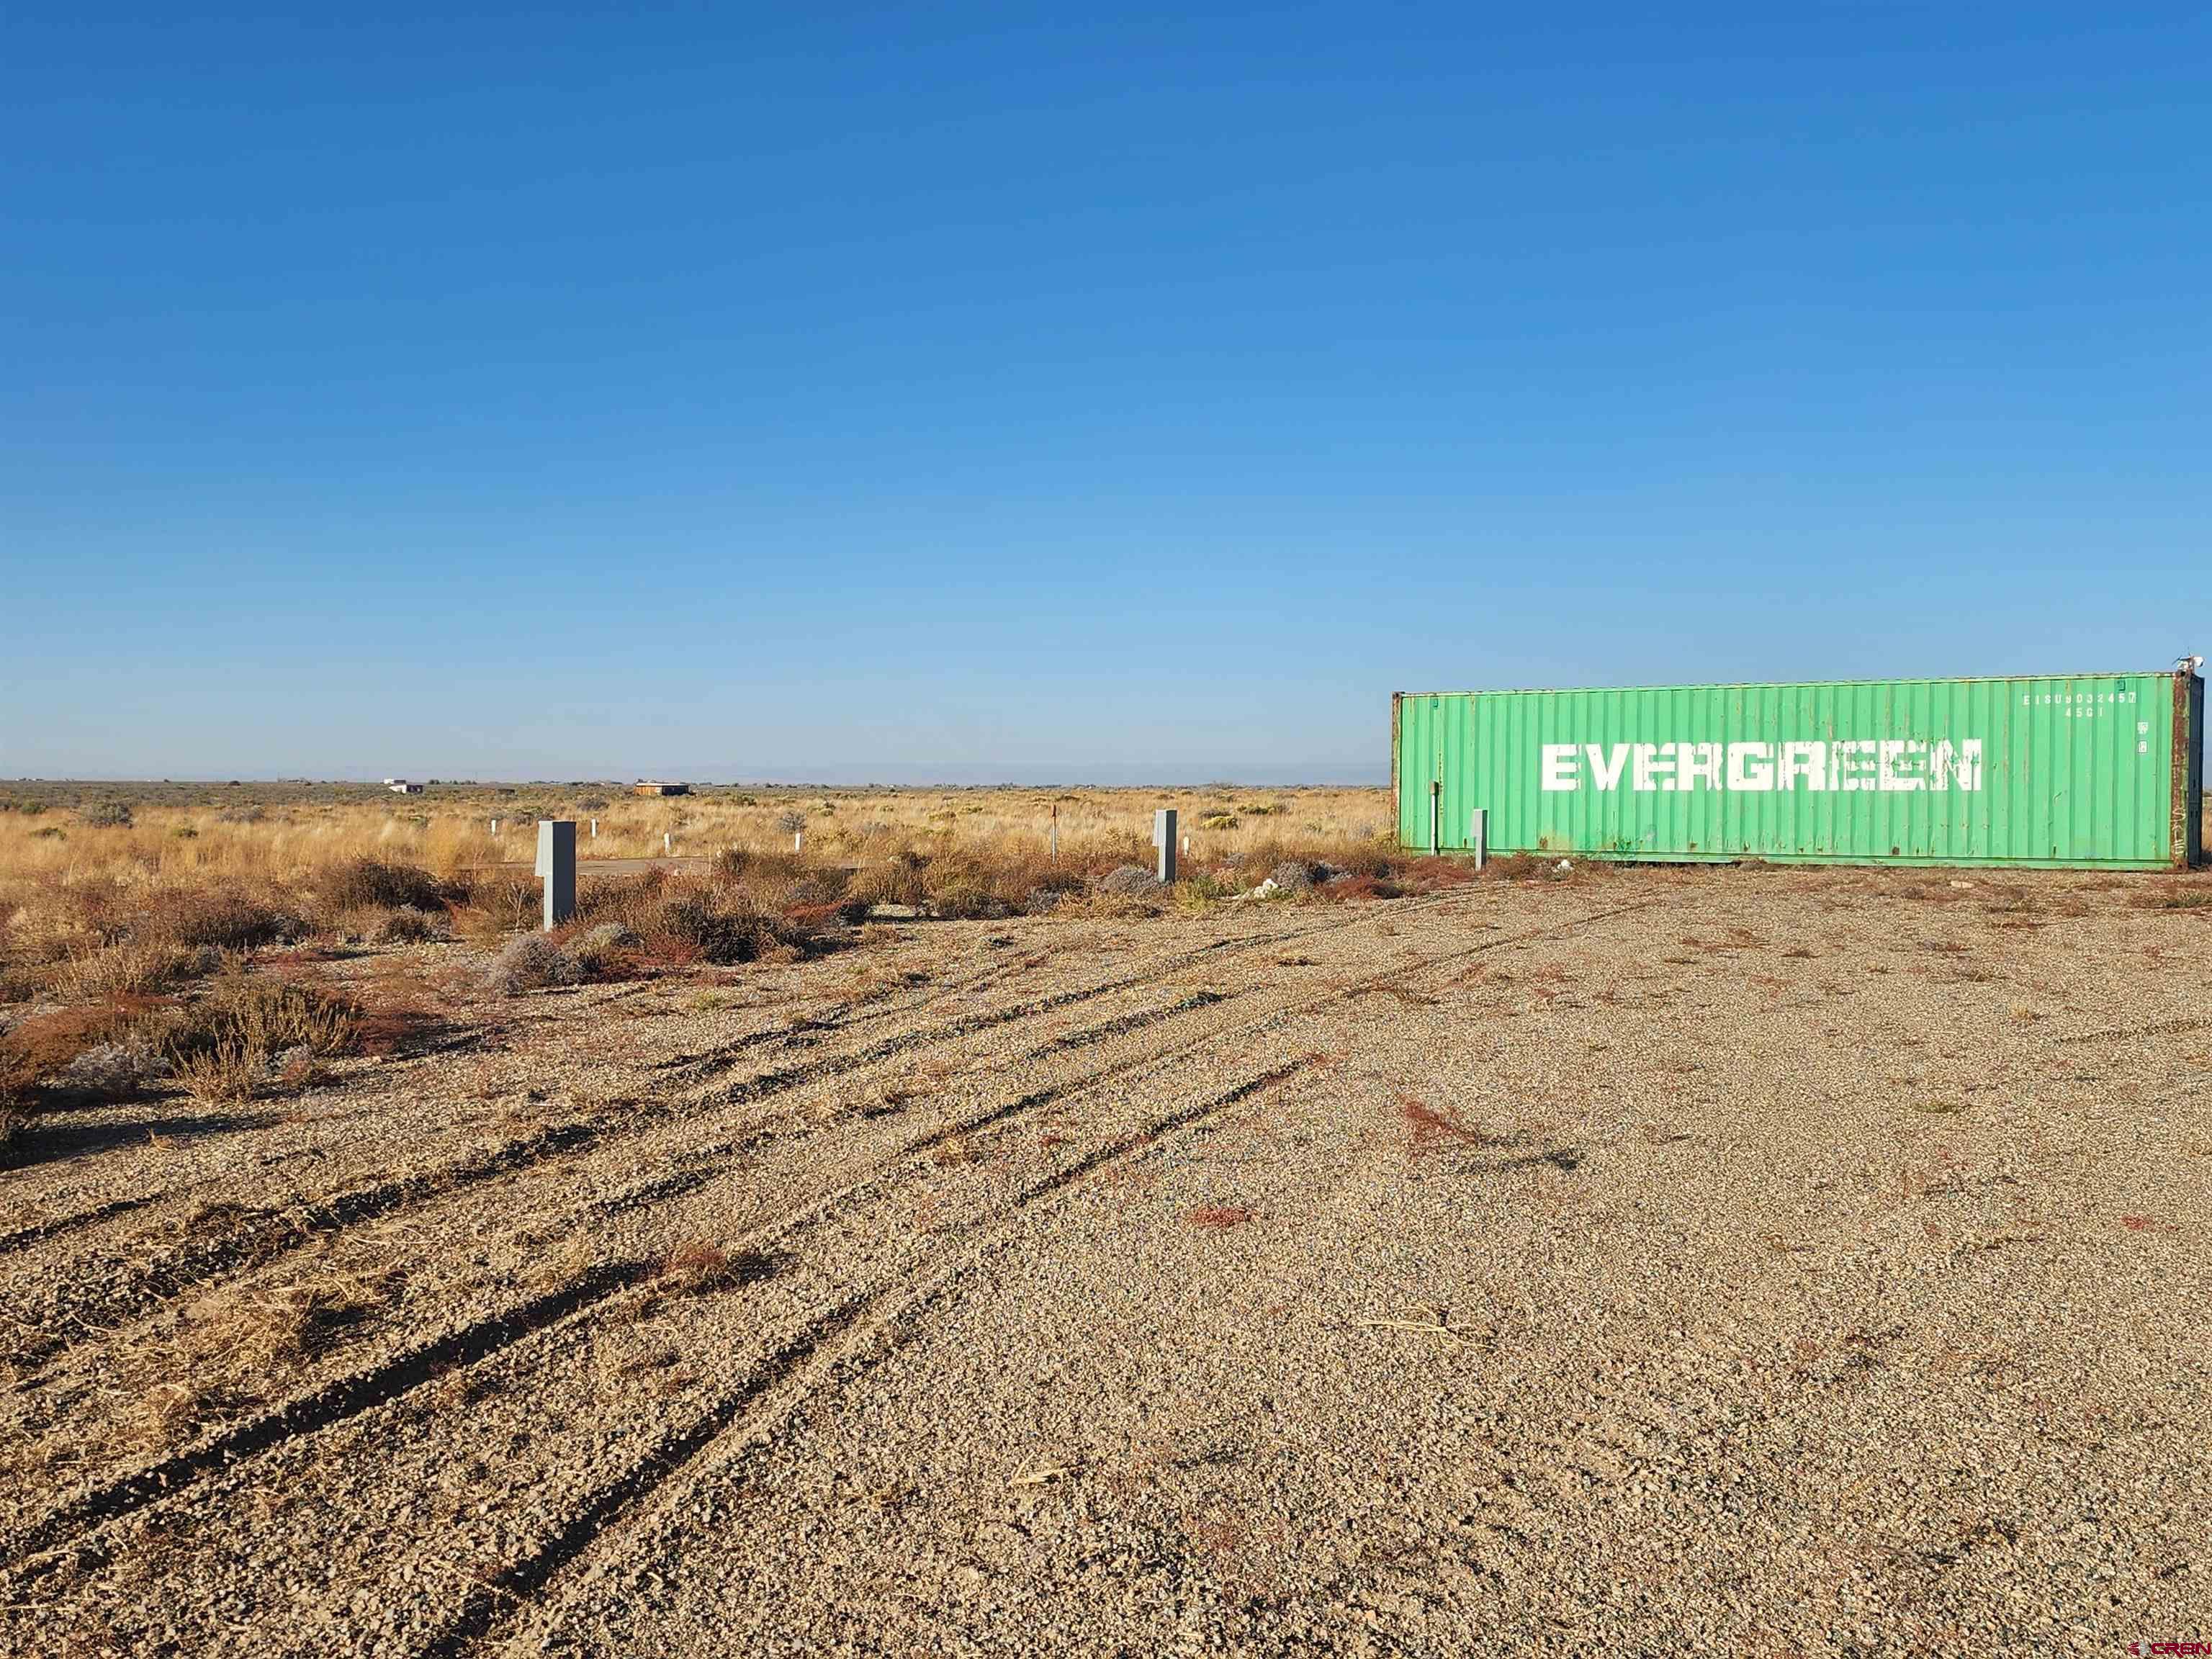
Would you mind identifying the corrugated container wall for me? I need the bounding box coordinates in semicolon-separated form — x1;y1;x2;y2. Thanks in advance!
1393;670;2205;869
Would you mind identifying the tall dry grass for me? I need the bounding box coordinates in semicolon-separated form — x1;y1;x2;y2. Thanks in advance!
0;743;1703;1160
0;783;1391;886
0;784;1410;1118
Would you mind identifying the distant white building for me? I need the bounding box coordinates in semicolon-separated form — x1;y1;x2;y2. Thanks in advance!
385;779;425;794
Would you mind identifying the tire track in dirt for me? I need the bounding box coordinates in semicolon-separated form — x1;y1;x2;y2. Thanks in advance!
1;891;1640;1595
0;896;1457;1279
0;992;1271;1565
601;891;1591;1303
0;1004;516;1257
3;975;1240;1368
4;898;1475;1366
0;1195;160;1257
0;1136;385;1262
469;1056;1331;1658
655;895;1474;1087
417;1058;1318;1659
645;943;1051;1074
580;987;1233;1231
431;899;1668;1654
0;958;998;1270
689;991;1262;1267
6;1119;605;1372
721;894;1661;1292
1;1259;660;1565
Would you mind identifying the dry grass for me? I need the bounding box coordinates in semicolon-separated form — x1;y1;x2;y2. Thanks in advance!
0;785;1402;993
217;1271;399;1370
168;1033;266;1103
658;1240;770;1295
0;782;1392;889
160;973;356;1102
0;967;361;1113
137;1262;403;1440
660;1241;734;1292
552;868;830;969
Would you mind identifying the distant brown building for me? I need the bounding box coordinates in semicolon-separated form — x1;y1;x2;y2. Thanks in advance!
633;781;692;796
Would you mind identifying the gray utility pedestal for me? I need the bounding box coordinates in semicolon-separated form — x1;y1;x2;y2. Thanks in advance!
536;821;577;930
1154;809;1178;884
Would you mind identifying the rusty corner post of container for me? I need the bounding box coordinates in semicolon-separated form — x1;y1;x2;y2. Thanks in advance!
536;820;576;931
1390;693;1403;844
1154;809;1177;884
2175;664;2206;868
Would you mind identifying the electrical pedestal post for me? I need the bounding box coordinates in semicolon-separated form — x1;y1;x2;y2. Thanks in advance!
536;821;576;930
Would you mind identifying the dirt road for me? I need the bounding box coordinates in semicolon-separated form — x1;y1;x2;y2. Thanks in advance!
3;869;2207;1655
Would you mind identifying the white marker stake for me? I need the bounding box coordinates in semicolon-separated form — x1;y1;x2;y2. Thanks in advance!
1470;806;1488;871
663;832;672;855
537;821;576;930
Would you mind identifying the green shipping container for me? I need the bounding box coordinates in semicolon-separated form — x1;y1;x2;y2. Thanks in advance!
1393;668;2205;869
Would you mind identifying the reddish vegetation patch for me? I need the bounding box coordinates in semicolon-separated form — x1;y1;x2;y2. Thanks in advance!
1398;856;1481;890
1398;1092;1483;1156
346;983;451;1058
1182;1205;1252;1231
0;997;168;1095
1328;875;1403;902
641;932;703;968
781;902;848;934
661;1241;732;1290
2120;1215;2153;1233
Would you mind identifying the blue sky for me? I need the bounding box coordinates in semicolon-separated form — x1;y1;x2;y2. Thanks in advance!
3;4;2205;782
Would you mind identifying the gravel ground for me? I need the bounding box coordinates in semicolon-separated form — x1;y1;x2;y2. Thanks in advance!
1;864;2207;1656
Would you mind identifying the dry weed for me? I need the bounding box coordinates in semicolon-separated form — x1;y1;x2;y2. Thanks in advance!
930;1133;982;1168
660;1240;734;1292
169;1033;266;1103
1398;1092;1485;1155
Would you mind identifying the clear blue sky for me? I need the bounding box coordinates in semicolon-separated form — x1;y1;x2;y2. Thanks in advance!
4;5;2205;782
